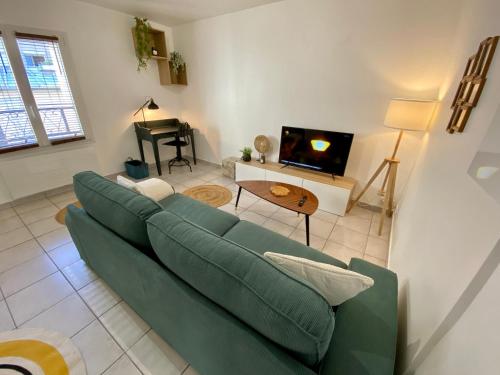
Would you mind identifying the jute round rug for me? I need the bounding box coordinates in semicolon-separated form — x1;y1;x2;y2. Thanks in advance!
55;202;82;225
0;328;86;374
183;184;232;207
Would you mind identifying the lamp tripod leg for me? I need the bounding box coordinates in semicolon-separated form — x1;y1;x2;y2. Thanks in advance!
379;130;404;196
378;161;398;235
347;159;389;213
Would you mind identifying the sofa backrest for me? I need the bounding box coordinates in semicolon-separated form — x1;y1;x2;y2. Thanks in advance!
73;171;162;249
147;210;335;368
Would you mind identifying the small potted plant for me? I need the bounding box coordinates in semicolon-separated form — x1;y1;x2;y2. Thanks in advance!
240;147;252;162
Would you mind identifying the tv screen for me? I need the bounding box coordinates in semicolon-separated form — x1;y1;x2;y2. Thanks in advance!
278;126;354;176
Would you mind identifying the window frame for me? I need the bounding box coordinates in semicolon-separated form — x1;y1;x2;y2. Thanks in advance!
0;24;93;156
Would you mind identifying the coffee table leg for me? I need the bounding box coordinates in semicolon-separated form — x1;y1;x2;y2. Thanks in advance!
305;214;310;246
235;186;242;208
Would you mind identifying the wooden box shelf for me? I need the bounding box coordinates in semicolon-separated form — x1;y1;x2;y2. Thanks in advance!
131;27;187;86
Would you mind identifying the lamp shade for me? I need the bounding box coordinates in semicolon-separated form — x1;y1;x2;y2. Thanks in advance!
147;99;159;110
384;98;436;131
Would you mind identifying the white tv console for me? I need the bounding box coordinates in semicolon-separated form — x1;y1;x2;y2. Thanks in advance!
235;160;357;216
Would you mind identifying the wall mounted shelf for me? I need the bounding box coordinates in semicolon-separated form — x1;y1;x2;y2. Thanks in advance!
131;27;188;86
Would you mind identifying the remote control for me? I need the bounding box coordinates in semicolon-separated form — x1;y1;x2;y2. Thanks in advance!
298;195;307;207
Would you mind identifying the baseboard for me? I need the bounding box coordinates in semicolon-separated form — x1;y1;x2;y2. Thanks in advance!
0;157;220;210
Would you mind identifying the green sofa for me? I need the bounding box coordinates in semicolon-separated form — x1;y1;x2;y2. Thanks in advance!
66;171;398;375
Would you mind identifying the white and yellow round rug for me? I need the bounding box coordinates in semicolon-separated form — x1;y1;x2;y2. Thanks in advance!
0;329;86;375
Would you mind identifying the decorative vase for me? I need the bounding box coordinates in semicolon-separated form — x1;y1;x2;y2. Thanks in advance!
241;155;251;162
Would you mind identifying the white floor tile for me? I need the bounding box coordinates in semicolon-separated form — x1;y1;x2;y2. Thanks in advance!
182;178;207;188
0;300;15;331
0;215;24;235
217;203;239;215
363;255;387;267
336;215;372;235
48;242;81;269
262;218;295;237
18;205;59;225
288;228;326;250
329;225;368;252
364;236;389;260
13;198;53;215
231;195;259;209
0;254;57;297
62;259;97;290
37;227;72;251
270;207;304;227
323;240;363;264
72;320;123;375
297;216;335;239
0;239;44;274
369;214;391;240
100;301;150;350
348;205;374;220
0;227;33;252
312;210;339;225
128;330;187;375
27;217;65;237
6;272;73;325
246;200;280;217
238;210;267;226
208;176;234;186
21;293;94;337
103;355;142;375
0;207;16;221
79;279;122;316
198;172;222;182
48;191;77;205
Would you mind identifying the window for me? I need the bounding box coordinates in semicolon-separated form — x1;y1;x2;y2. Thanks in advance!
0;29;86;154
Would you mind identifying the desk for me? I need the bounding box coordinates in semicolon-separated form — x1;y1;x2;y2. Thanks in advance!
134;118;196;176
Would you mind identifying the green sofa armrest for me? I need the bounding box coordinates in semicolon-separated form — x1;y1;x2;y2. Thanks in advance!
320;258;398;375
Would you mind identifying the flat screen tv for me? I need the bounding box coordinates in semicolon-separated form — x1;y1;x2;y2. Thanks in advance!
278;126;354;176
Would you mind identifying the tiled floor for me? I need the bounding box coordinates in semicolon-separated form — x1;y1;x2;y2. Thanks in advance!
0;160;390;375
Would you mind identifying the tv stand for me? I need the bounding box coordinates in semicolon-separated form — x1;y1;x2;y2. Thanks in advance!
235;160;356;216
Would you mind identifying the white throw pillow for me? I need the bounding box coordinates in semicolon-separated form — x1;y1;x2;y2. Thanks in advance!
116;176;175;201
116;175;140;191
136;178;175;201
264;252;374;306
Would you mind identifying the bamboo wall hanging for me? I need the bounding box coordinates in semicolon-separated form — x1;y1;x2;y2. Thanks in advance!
447;36;499;134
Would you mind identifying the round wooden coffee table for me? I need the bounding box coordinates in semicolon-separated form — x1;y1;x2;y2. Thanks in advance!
235;180;318;246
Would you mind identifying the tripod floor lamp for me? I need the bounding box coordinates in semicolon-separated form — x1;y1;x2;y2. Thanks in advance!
347;98;437;235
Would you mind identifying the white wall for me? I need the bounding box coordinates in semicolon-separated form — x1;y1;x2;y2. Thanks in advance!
172;0;461;205
391;0;500;373
0;0;182;204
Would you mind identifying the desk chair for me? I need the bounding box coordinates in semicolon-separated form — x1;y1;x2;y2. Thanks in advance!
164;122;193;174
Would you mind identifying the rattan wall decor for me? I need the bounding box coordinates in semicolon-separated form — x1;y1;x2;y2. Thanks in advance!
447;36;499;134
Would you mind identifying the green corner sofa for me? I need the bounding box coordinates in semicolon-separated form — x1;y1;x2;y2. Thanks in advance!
66;171;398;375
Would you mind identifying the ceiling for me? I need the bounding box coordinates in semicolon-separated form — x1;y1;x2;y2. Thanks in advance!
78;0;283;26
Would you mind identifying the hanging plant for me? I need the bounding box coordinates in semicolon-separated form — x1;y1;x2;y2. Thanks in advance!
169;51;185;76
133;17;152;71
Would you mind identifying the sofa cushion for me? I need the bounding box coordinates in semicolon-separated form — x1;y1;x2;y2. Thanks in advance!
224;220;347;268
159;193;239;236
147;211;335;367
73;171;162;249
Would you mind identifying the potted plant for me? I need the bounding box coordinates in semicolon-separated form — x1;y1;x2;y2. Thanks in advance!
240;147;252;162
169;51;185;75
133;17;152;71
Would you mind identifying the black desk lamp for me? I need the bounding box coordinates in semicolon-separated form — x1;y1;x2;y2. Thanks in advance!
133;98;159;125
